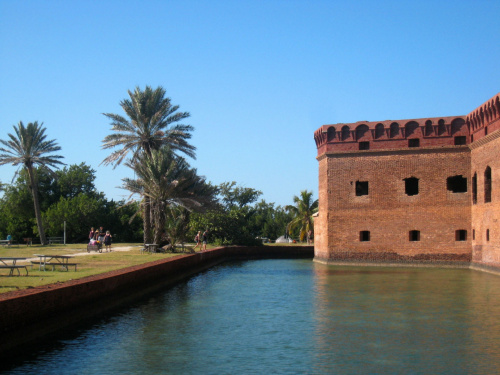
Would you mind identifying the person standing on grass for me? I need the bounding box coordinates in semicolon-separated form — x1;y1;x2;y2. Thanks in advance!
193;231;202;251
104;231;112;252
98;226;105;244
202;230;208;251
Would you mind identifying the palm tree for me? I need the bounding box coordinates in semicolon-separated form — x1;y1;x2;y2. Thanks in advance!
0;121;64;245
123;147;216;246
102;85;196;243
101;85;195;165
285;190;318;242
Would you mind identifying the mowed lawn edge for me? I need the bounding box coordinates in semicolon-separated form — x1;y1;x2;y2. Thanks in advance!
0;243;209;294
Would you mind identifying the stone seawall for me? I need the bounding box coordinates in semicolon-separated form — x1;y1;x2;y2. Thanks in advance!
0;246;313;355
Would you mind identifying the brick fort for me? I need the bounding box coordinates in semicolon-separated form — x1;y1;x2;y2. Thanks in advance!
314;92;500;273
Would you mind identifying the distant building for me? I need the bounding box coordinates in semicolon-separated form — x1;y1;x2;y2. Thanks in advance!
313;93;500;272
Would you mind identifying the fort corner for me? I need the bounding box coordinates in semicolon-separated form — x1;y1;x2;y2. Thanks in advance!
314;93;500;272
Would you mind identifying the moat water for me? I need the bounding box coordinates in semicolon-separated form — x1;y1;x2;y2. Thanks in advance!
3;259;500;374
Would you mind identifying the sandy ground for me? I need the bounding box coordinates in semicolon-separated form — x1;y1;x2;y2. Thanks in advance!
25;246;141;261
71;246;139;256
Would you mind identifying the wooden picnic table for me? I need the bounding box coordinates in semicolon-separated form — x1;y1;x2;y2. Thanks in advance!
32;254;77;271
0;257;29;276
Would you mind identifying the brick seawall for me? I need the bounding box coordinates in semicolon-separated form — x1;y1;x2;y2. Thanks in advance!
0;246;313;355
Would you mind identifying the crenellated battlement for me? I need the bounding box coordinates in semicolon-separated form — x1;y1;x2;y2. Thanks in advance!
315;93;500;156
314;116;468;155
466;93;500;142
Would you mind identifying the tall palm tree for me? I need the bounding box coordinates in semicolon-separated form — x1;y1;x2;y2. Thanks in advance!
101;85;195;165
0;121;64;245
123;147;216;245
102;85;196;243
285;190;318;242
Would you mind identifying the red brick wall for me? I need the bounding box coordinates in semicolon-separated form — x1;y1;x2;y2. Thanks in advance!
315;148;471;262
471;122;500;267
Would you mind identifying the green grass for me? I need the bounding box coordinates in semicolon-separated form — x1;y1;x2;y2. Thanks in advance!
0;243;215;294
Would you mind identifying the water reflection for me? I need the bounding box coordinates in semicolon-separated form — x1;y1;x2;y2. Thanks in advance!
312;264;500;374
2;260;500;374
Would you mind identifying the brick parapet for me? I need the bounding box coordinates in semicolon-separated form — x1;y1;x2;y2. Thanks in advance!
314;93;500;157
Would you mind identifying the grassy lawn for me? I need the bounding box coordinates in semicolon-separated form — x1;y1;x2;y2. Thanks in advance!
0;243;214;294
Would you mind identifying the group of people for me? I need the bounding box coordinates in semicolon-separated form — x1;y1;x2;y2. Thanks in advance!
193;230;209;251
89;226;112;252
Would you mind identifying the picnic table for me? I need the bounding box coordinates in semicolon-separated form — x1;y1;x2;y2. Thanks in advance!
32;254;77;271
47;237;64;244
0;257;29;276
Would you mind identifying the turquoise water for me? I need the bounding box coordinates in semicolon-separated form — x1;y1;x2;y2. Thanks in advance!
3;260;500;374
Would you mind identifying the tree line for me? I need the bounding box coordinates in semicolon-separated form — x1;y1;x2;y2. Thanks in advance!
0;86;318;247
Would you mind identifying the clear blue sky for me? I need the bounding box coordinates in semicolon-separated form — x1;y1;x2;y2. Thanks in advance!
1;0;499;207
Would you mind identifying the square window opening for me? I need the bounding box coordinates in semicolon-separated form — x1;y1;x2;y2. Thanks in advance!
447;175;467;193
404;177;419;196
455;230;467;241
408;139;420;148
454;136;467;145
355;181;369;196
409;230;420;242
360;231;370;242
359;141;370;150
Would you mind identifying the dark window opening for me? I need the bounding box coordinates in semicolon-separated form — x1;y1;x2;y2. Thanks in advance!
472;173;477;204
485;166;492;203
485;127;488;136
425;120;433;136
404;177;419;196
409;230;420;241
360;231;370;242
456;230;467;241
327;127;336;141
471;134;474;142
390;123;399;138
454;136;467;145
408;139;420;147
341;126;350;141
359;141;370;150
355;181;369;196
473;229;475;240
438;119;446;135
486;229;490;241
447;175;467;193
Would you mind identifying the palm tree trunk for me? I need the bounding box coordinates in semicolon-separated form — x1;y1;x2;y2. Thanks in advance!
153;202;165;245
27;166;47;245
143;196;152;244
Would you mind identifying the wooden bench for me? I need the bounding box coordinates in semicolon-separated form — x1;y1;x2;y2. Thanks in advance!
47;237;64;244
30;261;78;271
0;265;29;276
0;240;18;247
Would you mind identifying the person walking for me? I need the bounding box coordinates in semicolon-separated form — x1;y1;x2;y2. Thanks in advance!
193;231;202;251
202;230;208;251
